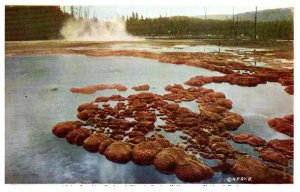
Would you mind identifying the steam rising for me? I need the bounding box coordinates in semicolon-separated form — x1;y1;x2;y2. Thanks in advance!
60;18;140;41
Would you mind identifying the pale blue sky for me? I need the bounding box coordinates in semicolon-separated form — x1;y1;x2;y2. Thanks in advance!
62;6;292;19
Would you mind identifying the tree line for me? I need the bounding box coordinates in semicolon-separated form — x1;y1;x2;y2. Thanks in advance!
5;6;293;41
5;6;103;41
126;13;294;40
5;6;71;41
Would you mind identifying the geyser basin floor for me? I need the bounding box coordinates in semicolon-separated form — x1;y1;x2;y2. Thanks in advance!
5;55;293;183
5;40;293;70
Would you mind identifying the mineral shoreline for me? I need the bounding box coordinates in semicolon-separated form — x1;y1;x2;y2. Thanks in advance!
6;42;294;95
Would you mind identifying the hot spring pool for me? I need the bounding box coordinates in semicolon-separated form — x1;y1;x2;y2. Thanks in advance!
5;55;293;183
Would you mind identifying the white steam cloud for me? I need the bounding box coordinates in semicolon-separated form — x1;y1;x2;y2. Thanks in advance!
60;18;140;41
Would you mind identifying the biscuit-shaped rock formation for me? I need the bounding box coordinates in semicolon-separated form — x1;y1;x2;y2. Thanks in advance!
83;133;109;152
132;139;171;165
70;84;127;94
52;121;82;138
175;157;214;182
77;102;98;112
259;148;289;166
98;139;114;154
132;84;150;91
231;157;269;183
66;128;92;146
153;148;214;182
267;115;293;137
232;133;266;147
104;141;132;164
267;139;293;157
219;112;244;130
285;85;293;95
